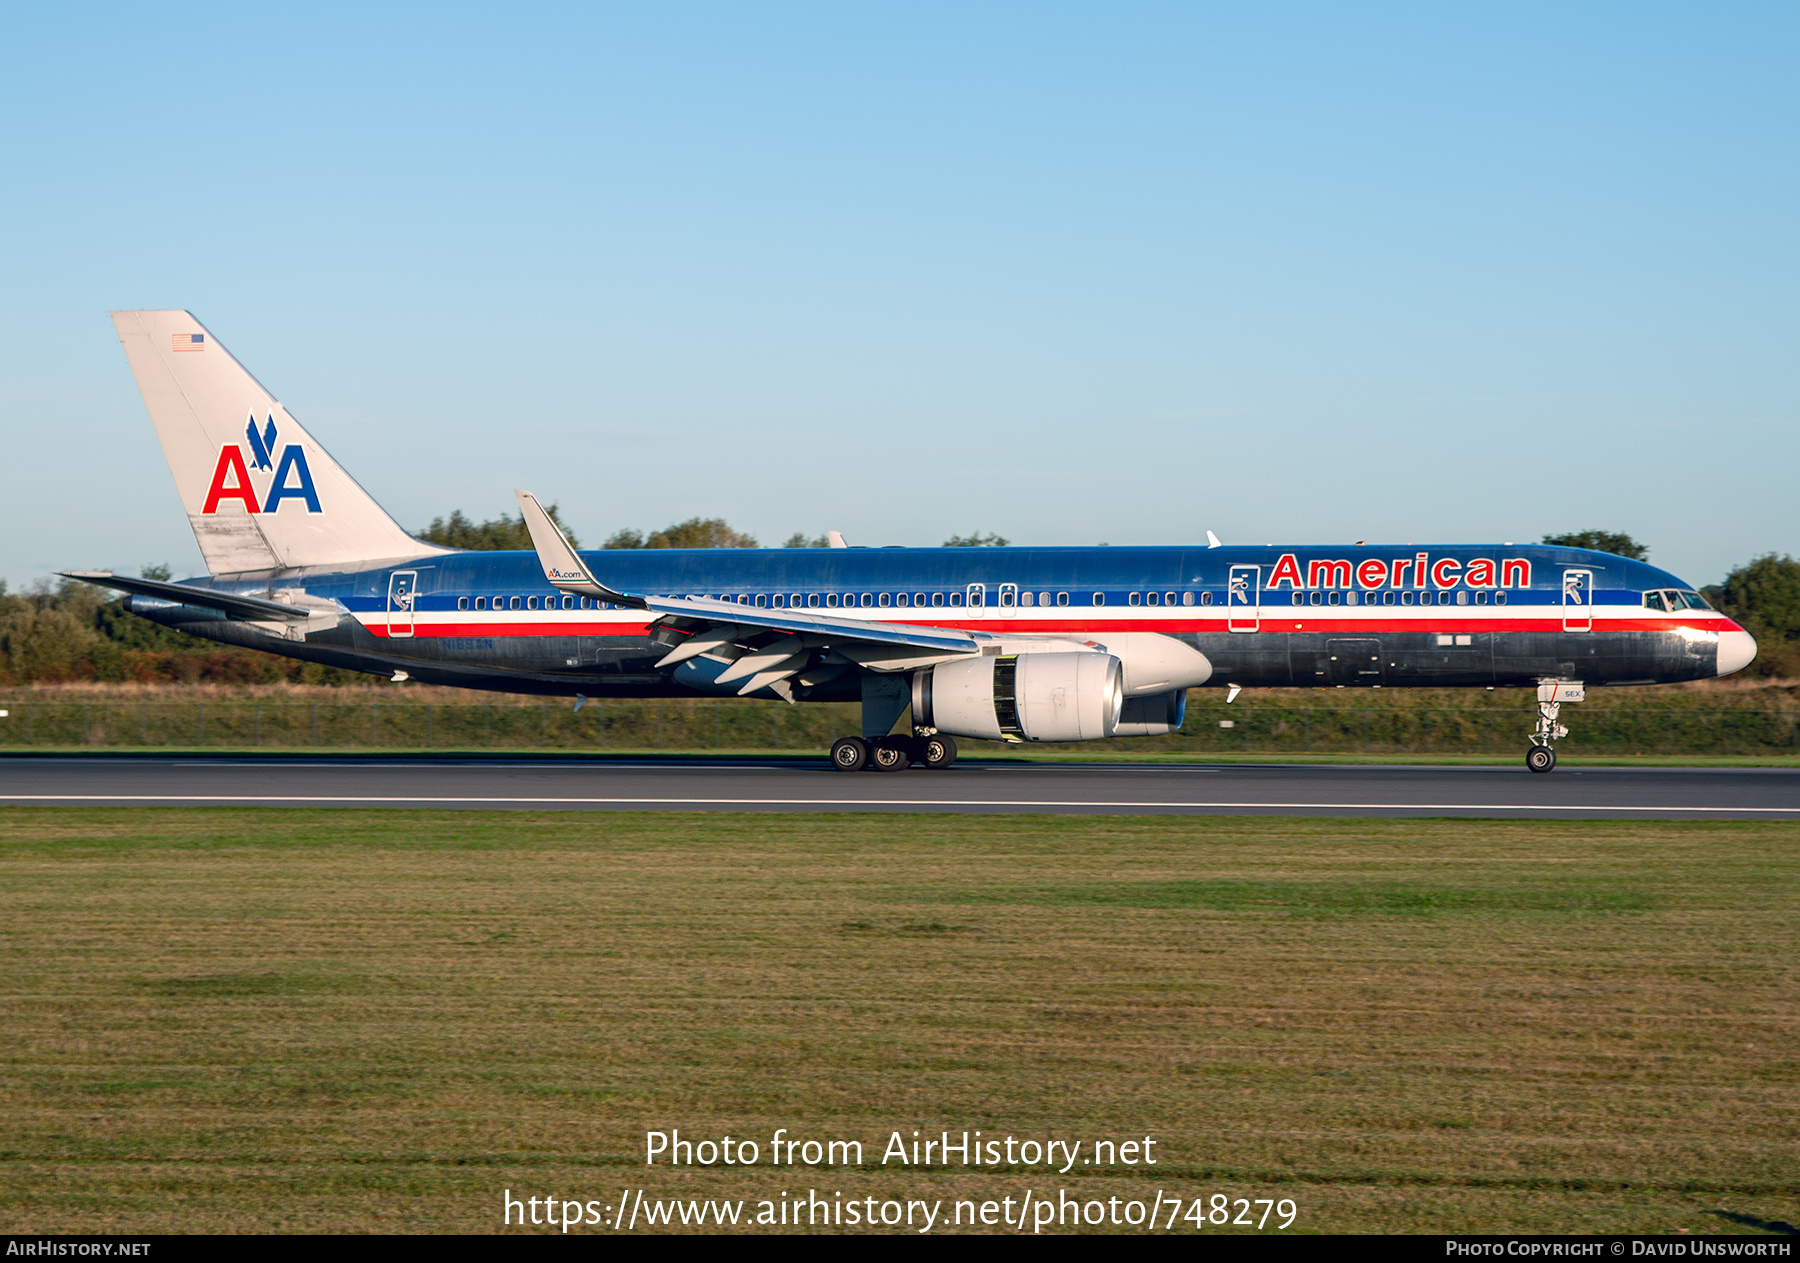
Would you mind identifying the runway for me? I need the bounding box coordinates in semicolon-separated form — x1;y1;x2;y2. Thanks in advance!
0;754;1796;818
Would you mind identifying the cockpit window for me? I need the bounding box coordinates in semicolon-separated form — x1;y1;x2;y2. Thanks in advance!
1647;588;1713;612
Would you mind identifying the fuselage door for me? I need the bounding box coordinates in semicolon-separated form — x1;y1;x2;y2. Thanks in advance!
1326;639;1384;686
1227;564;1259;633
387;570;418;639
997;582;1018;617
1561;568;1593;633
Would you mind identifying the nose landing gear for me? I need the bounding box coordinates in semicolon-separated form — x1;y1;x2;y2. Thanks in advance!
1527;680;1583;773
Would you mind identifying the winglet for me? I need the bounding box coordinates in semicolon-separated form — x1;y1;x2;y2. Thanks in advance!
512;491;646;609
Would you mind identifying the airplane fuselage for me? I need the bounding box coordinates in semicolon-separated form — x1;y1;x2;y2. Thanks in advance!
126;542;1750;700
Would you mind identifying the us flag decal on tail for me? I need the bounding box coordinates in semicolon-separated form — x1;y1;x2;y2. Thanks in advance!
172;333;205;351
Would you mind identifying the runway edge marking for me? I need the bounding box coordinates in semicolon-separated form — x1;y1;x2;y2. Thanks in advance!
0;794;1795;813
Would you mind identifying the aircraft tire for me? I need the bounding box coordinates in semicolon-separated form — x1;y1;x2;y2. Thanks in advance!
1526;745;1557;774
830;736;869;772
869;740;911;773
921;734;957;770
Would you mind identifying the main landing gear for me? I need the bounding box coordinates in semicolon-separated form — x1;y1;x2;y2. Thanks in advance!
828;733;958;773
1526;680;1584;774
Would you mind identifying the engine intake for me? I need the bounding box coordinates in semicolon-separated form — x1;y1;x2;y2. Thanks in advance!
913;652;1123;742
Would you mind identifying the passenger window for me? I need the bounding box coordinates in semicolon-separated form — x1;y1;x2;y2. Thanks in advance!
1146;592;1159;606
1129;592;1142;606
1327;592;1341;606
1383;592;1395;605
1309;592;1322;606
896;593;909;607
1441;592;1454;605
1165;592;1176;605
826;594;839;608
563;595;573;609
458;597;469;610
860;593;873;607
509;596;521;610
878;593;891;607
808;593;820;608
1039;592;1051;606
581;597;592;609
1093;592;1105;606
1401;592;1415;606
527;596;538;610
1199;591;1212;606
1019;591;1033;607
1495;591;1507;606
915;593;928;606
1057;592;1069;606
950;592;963;606
755;594;766;608
931;592;944;607
1182;591;1195;607
474;597;485;610
1456;591;1469;606
1474;592;1487;606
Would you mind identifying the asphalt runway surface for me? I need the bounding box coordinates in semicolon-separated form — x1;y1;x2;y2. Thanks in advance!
0;755;1796;818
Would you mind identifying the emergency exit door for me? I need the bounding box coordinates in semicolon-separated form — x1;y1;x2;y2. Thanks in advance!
387;570;417;639
1227;565;1260;632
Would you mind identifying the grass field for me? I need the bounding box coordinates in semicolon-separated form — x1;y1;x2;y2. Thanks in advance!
2;808;1796;1235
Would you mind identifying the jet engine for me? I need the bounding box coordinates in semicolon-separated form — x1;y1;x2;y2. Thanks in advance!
913;652;1122;742
1113;688;1187;737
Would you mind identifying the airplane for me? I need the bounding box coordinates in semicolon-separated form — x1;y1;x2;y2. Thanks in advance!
65;311;1757;775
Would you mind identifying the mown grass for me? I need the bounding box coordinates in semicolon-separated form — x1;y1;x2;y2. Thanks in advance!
0;808;1796;1235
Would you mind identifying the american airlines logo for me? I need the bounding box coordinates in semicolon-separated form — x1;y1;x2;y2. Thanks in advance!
200;413;322;515
1268;552;1531;590
549;567;584;580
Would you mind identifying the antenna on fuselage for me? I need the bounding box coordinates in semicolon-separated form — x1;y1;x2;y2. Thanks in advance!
827;530;848;548
1206;531;1223;549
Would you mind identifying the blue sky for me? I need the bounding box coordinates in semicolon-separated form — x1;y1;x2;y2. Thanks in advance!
3;3;1794;587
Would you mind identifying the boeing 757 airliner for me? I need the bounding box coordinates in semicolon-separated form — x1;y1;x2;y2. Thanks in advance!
67;312;1757;773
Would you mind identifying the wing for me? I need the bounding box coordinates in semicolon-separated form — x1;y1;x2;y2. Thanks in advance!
512;490;980;698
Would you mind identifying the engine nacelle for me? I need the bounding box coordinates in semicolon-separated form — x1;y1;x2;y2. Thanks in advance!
1113;688;1187;737
914;652;1122;742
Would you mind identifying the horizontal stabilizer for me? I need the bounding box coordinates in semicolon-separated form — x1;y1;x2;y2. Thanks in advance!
61;571;312;621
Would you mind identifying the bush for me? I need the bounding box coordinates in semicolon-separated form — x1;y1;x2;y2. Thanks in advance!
1714;554;1800;678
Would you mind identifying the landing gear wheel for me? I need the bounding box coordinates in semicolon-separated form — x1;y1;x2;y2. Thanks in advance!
830;736;869;772
921;734;958;770
869;740;912;773
1526;745;1557;774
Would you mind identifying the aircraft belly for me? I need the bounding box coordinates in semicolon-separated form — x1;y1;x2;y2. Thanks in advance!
1189;630;1692;689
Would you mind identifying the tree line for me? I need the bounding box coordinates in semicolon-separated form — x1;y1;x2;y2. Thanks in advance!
2;521;1793;684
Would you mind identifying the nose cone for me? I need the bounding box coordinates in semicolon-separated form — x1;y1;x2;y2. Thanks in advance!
1717;629;1757;677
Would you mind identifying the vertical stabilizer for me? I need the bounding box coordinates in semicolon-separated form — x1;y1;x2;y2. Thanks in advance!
110;310;446;574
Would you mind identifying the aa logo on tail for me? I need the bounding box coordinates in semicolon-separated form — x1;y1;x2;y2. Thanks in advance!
201;414;322;514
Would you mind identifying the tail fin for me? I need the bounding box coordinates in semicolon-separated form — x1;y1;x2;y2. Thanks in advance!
110;310;446;574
